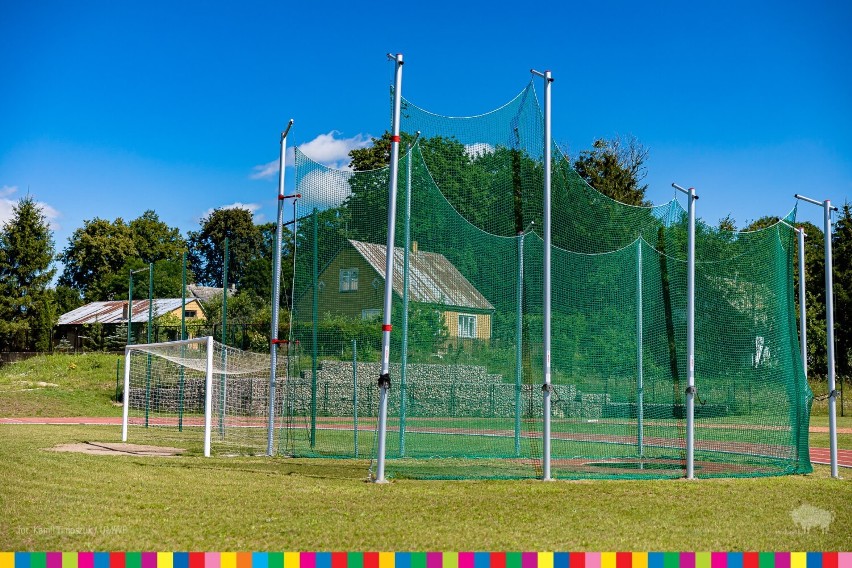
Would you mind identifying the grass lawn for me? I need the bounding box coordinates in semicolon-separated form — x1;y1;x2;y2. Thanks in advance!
2;354;851;551
0;353;123;418
1;424;850;551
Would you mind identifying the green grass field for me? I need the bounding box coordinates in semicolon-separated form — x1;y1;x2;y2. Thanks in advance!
1;353;851;551
1;424;850;551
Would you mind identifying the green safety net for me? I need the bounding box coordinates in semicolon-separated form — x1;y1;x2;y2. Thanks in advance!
279;82;812;480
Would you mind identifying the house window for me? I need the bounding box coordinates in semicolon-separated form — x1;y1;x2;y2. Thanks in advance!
362;309;381;320
458;314;477;339
340;268;358;292
184;310;197;318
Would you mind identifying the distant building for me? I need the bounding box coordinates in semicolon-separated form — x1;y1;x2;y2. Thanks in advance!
297;239;495;340
55;298;207;348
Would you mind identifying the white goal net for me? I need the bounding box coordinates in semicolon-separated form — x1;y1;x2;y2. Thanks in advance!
121;336;277;456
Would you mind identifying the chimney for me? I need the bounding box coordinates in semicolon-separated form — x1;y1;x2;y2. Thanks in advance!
123;301;130;320
412;241;418;254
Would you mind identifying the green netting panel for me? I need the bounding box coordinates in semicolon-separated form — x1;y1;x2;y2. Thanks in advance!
280;85;812;480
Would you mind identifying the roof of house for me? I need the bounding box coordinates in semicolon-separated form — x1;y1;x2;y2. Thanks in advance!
349;240;495;312
186;284;225;303
56;298;202;326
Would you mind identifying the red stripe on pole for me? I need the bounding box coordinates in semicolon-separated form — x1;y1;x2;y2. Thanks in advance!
391;136;401;142
382;324;392;331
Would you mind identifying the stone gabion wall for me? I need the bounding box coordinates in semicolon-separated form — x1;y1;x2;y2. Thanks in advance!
129;360;676;420
282;360;581;419
129;376;282;416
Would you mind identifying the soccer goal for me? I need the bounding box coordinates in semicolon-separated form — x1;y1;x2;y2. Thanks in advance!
121;336;275;456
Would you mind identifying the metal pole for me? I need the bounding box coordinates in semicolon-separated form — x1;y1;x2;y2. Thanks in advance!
127;270;134;346
311;208;318;448
794;194;839;478
204;335;214;457
637;238;644;458
222;238;229;346
823;200;839;478
147;263;154;343
515;231;524;457
399;134;418;457
376;52;403;483
220;238;229;438
673;183;697;479
353;339;358;458
145;263;154;428
179;251;186;432
797;227;807;378
181;253;187;340
121;347;132;441
269;119;294;456
532;68;553;480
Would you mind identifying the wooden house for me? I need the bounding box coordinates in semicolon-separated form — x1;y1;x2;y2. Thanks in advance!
298;239;495;340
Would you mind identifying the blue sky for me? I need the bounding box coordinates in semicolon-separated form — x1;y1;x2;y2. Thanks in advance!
1;0;850;259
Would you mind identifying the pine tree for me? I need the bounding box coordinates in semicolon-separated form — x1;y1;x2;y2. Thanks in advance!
0;196;57;350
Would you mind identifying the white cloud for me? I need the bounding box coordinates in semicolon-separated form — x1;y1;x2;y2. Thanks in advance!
464;142;495;159
0;185;62;230
249;131;372;180
0;185;17;198
201;202;265;223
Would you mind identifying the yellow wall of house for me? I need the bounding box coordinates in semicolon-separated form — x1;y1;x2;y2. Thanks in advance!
294;245;492;340
444;310;491;340
166;299;206;321
296;248;384;321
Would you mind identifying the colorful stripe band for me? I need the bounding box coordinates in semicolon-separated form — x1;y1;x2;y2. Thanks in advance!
0;554;849;568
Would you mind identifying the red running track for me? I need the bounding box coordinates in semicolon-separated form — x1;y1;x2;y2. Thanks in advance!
2;416;851;468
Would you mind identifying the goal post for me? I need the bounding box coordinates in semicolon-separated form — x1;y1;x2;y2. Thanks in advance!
121;336;272;457
122;336;214;455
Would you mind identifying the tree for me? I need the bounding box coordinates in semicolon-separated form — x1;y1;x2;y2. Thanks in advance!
59;212;187;302
0;196;57;350
58;217;136;301
187;207;263;288
128;210;186;264
832;202;852;382
572;135;650;206
718;214;737;232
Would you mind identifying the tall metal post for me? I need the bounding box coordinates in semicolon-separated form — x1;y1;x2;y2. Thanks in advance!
222;238;229;346
795;194;839;477
673;183;697;479
311;208;318;448
269;119;294;456
797;227;807;377
823;200;839;478
203;335;214;458
532;68;553;480
121;347;132;442
637;239;644;458
220;237;229;438
375;52;404;483
399;133;419;457
179;251;187;431
127;270;134;346
145;263;154;428
181;253;187;340
515;231;524;457
147;263;154;343
353;339;359;458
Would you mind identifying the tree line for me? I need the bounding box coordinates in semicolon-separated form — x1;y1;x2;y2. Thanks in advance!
0;202;293;352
